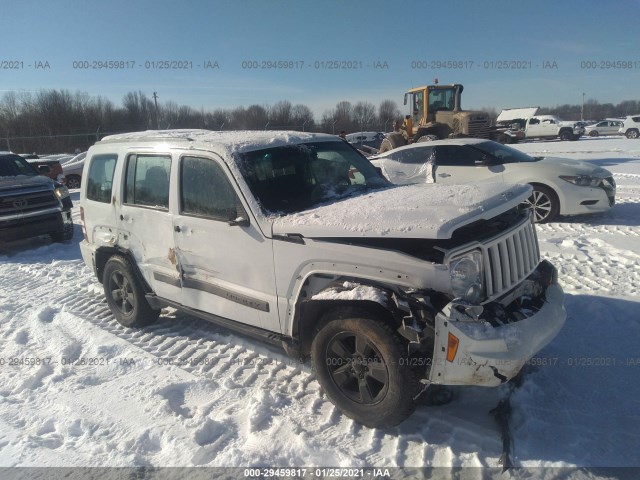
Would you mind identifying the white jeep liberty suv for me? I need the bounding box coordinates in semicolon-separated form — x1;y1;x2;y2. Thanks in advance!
80;130;565;428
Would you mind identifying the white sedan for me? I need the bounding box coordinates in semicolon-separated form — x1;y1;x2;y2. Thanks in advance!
370;138;616;222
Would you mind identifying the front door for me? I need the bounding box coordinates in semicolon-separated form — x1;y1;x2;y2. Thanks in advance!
432;145;504;184
172;153;280;332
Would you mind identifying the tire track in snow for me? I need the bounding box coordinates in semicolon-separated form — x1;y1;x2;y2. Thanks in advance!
0;259;506;467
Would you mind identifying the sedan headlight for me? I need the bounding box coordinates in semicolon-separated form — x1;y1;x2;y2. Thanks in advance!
449;250;484;304
54;185;70;200
559;175;602;187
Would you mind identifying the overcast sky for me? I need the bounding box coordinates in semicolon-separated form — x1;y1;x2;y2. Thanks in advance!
3;0;639;116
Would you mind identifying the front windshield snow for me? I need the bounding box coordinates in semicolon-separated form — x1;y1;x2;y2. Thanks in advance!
238;141;389;214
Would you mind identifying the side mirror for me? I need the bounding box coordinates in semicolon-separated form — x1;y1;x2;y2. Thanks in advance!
228;202;250;227
374;166;384;177
228;216;249;227
38;165;51;174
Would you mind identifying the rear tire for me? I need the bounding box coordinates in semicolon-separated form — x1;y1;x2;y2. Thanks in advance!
379;133;406;153
311;310;418;428
415;134;440;143
559;130;572;141
66;175;81;189
103;255;160;328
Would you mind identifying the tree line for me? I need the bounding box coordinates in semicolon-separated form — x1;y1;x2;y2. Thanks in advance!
1;88;638;154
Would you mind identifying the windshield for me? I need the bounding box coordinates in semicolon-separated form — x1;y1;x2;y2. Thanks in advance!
471;141;539;164
238;141;389;214
0;155;39;177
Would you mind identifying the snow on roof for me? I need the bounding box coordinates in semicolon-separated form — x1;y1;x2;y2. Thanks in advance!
497;107;539;122
371;138;489;158
99;129;337;154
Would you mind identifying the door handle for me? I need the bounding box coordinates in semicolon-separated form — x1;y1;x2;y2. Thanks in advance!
174;225;181;233
438;173;451;178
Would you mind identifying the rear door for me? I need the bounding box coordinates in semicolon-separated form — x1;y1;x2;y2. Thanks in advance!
117;152;182;302
172;153;280;332
432;145;504;184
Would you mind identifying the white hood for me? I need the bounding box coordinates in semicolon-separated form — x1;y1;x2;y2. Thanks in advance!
272;183;531;240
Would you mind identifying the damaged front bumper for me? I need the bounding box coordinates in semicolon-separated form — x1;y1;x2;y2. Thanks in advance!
428;260;566;386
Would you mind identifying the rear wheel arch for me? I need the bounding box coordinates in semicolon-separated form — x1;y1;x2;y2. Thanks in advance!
95;247;153;294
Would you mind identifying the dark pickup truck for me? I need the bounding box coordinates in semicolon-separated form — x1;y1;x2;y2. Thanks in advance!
0;153;73;244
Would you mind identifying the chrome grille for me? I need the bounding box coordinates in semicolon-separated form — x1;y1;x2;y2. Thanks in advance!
482;218;540;299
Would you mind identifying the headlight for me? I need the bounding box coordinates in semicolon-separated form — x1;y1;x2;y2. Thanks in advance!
54;185;70;200
559;175;602;187
449;250;484;304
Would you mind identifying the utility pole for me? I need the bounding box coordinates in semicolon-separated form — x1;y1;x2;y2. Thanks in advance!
153;92;159;129
581;92;585;122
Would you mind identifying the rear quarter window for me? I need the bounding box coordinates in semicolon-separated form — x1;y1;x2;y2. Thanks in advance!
86;154;117;203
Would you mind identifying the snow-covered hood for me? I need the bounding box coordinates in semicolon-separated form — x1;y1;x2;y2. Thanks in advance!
272;183;531;240
0;174;54;191
536;157;612;177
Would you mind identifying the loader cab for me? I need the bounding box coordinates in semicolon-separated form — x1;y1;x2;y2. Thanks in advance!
405;84;463;126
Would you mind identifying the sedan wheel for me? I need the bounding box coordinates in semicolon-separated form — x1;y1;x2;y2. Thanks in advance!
523;185;559;223
66;175;81;189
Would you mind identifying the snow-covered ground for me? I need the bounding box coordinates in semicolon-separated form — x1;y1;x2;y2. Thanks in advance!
0;137;639;474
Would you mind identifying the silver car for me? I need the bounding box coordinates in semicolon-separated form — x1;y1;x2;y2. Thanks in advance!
584;119;623;137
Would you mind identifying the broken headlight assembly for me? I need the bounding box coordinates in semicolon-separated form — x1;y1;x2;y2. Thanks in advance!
449;250;484;304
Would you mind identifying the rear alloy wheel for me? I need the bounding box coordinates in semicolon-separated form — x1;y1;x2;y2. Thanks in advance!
311;312;418;428
626;129;639;139
66;175;81;189
103;255;159;327
523;185;559;223
559;130;573;141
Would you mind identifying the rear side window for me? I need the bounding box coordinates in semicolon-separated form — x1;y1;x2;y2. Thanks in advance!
124;154;171;209
180;156;239;221
435;146;483;167
632;116;640;123
388;147;434;164
86;154;117;203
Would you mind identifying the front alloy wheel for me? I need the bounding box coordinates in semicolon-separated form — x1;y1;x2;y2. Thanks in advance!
326;332;390;404
311;312;419;428
523;185;559;223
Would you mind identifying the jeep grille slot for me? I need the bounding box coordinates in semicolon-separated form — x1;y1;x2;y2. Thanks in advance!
483;219;540;299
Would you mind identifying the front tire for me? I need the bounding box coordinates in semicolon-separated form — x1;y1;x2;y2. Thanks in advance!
379;133;406;153
103;255;160;327
51;222;74;242
626;129;639;139
523;184;559;223
589;130;599;137
311;310;418;428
